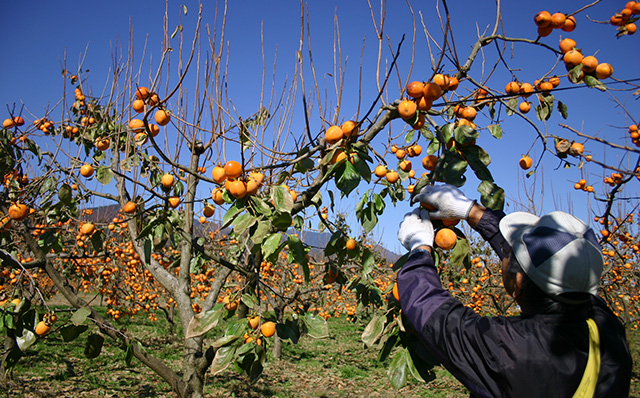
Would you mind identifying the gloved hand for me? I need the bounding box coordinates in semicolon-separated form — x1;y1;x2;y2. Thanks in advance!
412;184;475;220
398;208;434;252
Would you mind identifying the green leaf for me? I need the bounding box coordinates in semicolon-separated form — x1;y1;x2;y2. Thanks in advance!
420;126;434;141
185;304;225;339
585;75;606;91
271;185;293;213
487;124;503;139
335;161;361;196
461;145;493;182
449;236;471;269
288;235;309;282
124;343;135;367
95;166;114;185
249;196;272;217
557;101;568;119
453;125;478;146
241;294;259;309
361;314;386;348
233;213;257;236
568;64;584;84
505;98;519;116
251;220;271;245
438;123;454;145
262;233;282;259
436;151;468;187
272;211;293;232
276;323;299;343
477;181;505;211
16;330;37;351
301;314;329;339
58;183;73;205
426;139;440;155
210;345;237;375
294;157;315;173
361;248;375;276
213;335;241;348
84;333;105;359
404;130;415;143
70;307;91;326
388;348;410;389
221;202;244;229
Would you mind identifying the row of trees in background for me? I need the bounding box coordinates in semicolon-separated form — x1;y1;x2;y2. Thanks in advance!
1;1;639;396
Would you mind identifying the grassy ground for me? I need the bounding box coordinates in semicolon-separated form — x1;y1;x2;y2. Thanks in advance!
2;307;639;397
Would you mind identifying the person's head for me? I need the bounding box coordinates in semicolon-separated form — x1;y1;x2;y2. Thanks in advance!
498;211;603;314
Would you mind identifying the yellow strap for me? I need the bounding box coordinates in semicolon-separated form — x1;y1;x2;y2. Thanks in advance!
572;318;601;398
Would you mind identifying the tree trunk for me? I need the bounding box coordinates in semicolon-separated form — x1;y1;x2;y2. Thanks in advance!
0;333;18;382
178;337;214;398
272;304;286;359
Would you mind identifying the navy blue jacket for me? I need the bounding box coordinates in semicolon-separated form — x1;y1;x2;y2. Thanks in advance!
397;209;632;397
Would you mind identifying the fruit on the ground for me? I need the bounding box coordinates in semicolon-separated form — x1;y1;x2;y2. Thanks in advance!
435;228;457;250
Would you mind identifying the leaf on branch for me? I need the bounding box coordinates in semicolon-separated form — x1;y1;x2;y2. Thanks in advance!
506;98;518;116
453;125;479;146
210;345;237;375
336;161;361;196
60;324;89;342
84;333;105;359
70;307;91;326
185;304;225;339
301;313;329;339
477;181;505;211
361;314;386;348
58;183;73;205
388;348;410;389
585;75;606;92
557;101;568;119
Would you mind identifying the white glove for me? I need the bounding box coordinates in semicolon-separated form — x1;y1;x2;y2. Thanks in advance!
398;208;434;252
412;184;475;220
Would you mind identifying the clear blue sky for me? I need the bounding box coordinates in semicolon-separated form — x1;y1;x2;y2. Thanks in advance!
1;0;639;253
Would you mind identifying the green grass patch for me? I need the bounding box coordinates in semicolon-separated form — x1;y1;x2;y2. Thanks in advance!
3;307;638;397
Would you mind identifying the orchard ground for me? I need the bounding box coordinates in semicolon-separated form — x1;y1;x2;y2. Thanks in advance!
6;305;640;398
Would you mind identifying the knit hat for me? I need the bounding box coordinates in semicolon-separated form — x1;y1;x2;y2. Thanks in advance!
499;211;603;300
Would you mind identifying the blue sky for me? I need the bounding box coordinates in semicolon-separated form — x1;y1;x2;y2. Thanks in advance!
1;0;639;253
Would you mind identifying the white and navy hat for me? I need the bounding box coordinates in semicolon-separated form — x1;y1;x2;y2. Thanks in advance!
499;211;604;299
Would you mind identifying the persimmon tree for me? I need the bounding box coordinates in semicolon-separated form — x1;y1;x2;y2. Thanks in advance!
1;0;639;396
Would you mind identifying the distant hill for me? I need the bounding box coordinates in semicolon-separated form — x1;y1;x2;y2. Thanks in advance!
85;204;401;263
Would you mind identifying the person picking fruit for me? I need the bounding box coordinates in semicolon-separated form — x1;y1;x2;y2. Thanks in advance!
396;184;631;397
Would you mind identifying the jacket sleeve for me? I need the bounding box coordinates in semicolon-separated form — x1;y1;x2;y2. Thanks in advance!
472;208;510;260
